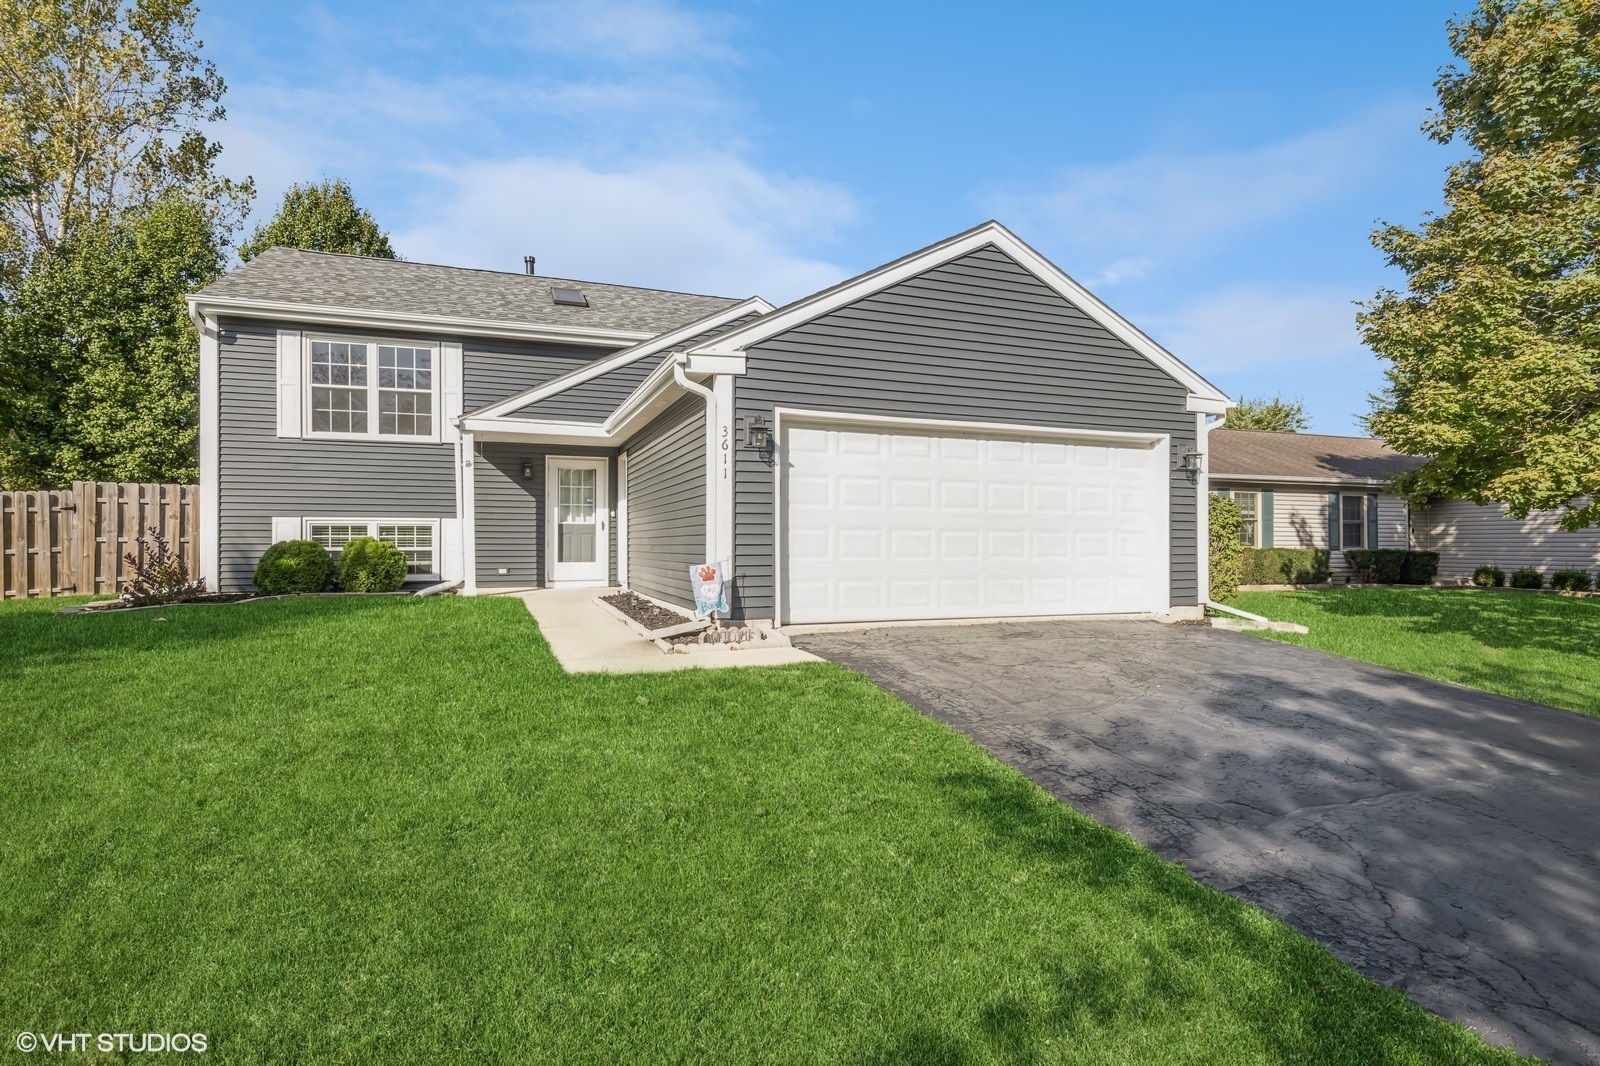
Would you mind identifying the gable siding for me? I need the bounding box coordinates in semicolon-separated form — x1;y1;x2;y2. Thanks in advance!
621;395;707;609
474;443;616;588
463;337;624;411
1415;499;1600;583
729;245;1198;620
215;316;456;590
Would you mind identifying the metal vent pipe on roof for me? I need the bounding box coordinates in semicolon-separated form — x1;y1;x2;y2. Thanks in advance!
523;256;536;275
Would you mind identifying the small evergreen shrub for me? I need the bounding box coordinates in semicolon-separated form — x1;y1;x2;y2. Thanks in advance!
1241;547;1332;585
1342;549;1440;585
1208;493;1243;601
1510;566;1544;590
253;539;334;594
337;536;408;592
1550;569;1592;592
1471;565;1505;588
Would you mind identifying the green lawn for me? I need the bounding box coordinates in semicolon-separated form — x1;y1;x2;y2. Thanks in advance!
0;596;1523;1063
1232;586;1600;718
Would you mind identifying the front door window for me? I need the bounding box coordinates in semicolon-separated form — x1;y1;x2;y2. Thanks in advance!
548;459;608;585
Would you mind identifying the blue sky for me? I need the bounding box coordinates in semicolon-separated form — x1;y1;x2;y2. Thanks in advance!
202;1;1469;433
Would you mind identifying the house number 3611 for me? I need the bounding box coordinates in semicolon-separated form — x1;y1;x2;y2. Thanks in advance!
720;425;731;480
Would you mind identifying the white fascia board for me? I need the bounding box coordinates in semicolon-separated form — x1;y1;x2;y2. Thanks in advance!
458;416;611;443
774;407;1168;448
1186;395;1231;414
1212;472;1399;488
688;220;1231;406
468;296;770;420
186;295;653;348
683;353;746;375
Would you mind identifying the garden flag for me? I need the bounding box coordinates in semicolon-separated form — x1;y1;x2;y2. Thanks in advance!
689;561;729;617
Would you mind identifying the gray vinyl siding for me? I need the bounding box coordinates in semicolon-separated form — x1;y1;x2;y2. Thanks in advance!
622;395;707;609
1219;485;1410;578
474;444;616;588
463;337;625;411
730;244;1198;620
1415;499;1600;583
215;316;455;590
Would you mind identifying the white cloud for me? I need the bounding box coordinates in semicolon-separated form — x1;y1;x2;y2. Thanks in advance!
1137;282;1365;377
392;154;858;301
985;105;1419;285
499;0;737;60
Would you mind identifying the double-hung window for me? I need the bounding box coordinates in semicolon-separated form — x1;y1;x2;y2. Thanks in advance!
307;339;435;440
1340;495;1366;549
305;519;438;578
1234;491;1260;547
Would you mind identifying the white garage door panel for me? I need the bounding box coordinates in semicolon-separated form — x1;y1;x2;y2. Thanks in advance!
782;424;1167;624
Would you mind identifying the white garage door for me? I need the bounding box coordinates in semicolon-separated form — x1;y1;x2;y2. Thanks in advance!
782;423;1169;624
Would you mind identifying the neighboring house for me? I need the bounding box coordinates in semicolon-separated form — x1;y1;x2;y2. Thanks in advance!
188;221;1233;624
1209;428;1600;583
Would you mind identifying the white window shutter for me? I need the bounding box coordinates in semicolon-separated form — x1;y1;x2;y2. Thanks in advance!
440;340;463;443
439;518;463;581
276;329;303;437
270;517;301;544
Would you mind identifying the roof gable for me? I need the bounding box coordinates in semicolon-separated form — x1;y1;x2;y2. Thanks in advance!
688;220;1228;405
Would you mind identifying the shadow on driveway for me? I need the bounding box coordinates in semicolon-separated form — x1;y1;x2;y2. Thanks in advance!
797;620;1600;1064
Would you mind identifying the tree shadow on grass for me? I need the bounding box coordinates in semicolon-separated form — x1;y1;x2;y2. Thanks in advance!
1269;587;1600;658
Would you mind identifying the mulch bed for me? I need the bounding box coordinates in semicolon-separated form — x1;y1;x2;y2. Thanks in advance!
600;591;693;632
69;594;257;614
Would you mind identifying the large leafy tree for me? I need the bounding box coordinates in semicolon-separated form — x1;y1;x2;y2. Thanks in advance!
0;0;251;257
1226;395;1310;433
0;195;221;487
239;179;396;261
1362;0;1600;526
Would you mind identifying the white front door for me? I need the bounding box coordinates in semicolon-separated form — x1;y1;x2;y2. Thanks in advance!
548;458;608;585
781;423;1169;624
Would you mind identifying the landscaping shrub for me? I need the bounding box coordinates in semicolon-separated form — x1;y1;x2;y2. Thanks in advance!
1511;566;1545;590
1208;493;1243;601
337;537;408;592
1241;547;1332;585
121;526;206;606
1472;565;1505;588
1550;569;1593;592
253;540;334;594
1342;549;1440;585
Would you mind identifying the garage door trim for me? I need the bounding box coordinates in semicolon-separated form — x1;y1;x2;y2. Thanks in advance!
771;407;1172;626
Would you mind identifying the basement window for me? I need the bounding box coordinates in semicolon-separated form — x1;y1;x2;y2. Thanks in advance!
552;287;588;307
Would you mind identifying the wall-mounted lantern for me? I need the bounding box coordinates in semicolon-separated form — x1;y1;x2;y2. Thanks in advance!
1177;450;1203;474
520;460;535;480
743;415;771;451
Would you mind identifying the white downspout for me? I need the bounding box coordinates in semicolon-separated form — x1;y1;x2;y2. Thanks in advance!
1196;409;1226;606
671;354;718;565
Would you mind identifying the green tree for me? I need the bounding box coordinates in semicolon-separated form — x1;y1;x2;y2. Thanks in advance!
1361;0;1600;527
239;179;396;261
0;195;222;487
1227;395;1310;433
0;0;252;258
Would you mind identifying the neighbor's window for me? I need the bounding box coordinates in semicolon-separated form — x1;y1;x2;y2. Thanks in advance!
1341;495;1366;548
306;520;437;577
1234;491;1260;547
307;339;435;439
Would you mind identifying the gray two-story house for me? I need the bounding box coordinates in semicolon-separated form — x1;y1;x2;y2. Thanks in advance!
188;221;1231;625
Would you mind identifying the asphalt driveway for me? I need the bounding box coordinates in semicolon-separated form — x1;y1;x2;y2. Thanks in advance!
796;620;1600;1063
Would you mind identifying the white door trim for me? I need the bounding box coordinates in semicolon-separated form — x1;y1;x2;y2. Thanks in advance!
545;456;609;586
771;409;1172;626
616;451;630;589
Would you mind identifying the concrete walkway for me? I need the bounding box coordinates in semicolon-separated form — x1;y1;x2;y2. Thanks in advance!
797;619;1600;1064
511;587;820;673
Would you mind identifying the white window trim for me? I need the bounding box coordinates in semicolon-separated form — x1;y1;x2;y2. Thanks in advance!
302;517;443;580
301;334;443;444
1234;490;1262;548
1340;494;1367;550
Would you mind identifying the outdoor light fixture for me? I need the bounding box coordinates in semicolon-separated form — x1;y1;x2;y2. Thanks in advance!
743;415;771;451
1178;450;1203;474
520;460;535;480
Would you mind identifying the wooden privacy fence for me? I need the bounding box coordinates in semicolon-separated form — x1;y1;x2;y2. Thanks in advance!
1;482;199;599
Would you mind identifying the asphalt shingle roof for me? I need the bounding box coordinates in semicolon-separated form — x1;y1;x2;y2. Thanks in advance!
1209;429;1425;483
194;247;743;335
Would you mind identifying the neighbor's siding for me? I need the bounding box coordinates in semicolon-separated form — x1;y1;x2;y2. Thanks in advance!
1415;499;1600;583
474;443;616;588
731;244;1197;620
1220;485;1410;578
621;395;707;609
216;317;455;590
